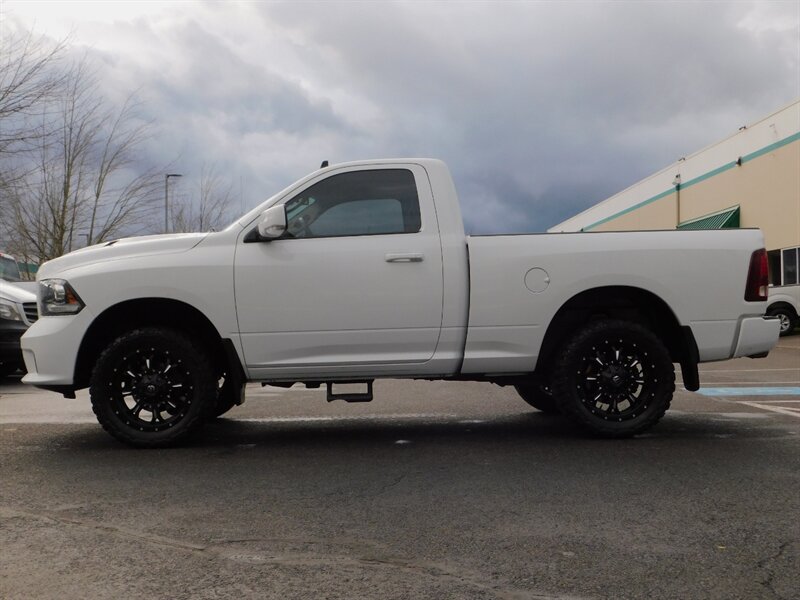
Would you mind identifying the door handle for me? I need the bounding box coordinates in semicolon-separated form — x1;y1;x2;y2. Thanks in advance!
385;252;424;263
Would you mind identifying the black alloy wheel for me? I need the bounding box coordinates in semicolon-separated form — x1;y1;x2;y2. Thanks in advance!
90;328;217;447
552;319;675;437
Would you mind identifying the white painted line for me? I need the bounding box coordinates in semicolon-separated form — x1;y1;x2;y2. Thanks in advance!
695;387;800;397
682;381;800;385
737;402;800;419
0;413;462;425
235;414;458;423
743;400;800;403
0;417;97;425
696;368;800;373
706;412;770;419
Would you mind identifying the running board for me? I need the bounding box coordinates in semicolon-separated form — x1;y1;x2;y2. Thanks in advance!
326;380;374;402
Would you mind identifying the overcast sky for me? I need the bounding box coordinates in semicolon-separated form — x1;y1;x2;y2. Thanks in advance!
3;0;798;233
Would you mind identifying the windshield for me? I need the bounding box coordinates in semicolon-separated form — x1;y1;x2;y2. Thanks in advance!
0;256;21;282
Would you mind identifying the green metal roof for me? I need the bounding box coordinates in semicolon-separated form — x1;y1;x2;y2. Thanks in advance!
677;205;740;230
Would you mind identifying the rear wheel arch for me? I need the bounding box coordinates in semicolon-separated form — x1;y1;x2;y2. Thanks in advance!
535;286;696;388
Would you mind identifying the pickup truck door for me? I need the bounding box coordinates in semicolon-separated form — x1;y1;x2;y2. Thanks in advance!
234;165;444;379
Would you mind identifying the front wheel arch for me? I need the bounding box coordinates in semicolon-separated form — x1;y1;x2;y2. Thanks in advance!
74;298;237;390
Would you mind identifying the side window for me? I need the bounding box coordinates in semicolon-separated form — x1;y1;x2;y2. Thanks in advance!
783;247;798;286
767;250;781;286
284;169;421;239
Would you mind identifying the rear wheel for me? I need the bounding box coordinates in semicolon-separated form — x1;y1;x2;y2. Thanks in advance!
89;328;217;447
552;319;674;437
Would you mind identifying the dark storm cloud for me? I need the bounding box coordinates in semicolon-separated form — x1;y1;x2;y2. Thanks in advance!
39;1;797;233
250;1;797;232
73;12;361;217
147;20;347;136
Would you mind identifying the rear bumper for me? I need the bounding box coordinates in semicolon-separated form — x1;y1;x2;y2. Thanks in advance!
733;316;781;358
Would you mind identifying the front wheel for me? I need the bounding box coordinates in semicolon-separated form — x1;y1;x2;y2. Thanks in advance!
89;328;217;447
552;319;675;437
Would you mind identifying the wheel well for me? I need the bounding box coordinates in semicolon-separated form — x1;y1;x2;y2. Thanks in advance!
535;286;696;385
767;302;798;318
74;298;230;389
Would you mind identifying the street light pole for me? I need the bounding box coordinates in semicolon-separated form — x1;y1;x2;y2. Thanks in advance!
164;173;182;233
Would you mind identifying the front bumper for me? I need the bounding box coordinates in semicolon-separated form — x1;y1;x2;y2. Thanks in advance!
21;308;95;387
733;316;781;358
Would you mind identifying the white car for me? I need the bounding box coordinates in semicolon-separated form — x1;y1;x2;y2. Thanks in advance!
21;159;780;446
0;277;38;378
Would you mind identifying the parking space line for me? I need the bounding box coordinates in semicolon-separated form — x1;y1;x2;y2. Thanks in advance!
696;368;800;373
741;399;800;403
736;402;800;419
683;381;800;385
694;387;800;397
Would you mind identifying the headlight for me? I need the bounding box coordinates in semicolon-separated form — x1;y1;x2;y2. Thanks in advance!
0;298;22;321
39;279;85;316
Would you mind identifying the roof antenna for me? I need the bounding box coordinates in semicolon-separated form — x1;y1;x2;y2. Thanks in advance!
320;160;329;168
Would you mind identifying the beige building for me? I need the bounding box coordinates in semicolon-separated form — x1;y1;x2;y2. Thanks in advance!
550;99;800;287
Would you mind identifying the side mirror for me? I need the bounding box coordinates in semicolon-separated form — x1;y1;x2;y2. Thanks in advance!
245;205;287;242
258;205;287;239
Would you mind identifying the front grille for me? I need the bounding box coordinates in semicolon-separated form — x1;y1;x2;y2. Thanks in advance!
23;302;38;324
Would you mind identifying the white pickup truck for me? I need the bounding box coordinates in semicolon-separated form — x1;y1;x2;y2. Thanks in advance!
21;159;780;446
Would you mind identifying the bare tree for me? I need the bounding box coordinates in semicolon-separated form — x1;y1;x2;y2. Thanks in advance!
171;165;235;233
2;55;162;263
0;30;67;216
0;30;66;156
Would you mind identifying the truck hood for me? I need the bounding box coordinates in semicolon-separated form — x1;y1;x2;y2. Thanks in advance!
37;233;210;279
0;280;37;303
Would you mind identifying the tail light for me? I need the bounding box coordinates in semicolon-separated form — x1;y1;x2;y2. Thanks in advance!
744;248;769;302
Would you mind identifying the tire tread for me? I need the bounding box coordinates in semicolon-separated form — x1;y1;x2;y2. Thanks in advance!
89;327;216;448
552;319;675;437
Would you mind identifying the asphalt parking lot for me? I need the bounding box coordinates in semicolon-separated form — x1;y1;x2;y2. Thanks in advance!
1;335;798;600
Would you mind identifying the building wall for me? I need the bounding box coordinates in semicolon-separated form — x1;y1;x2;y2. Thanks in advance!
591;137;800;250
679;140;799;250
551;99;800;253
591;191;677;232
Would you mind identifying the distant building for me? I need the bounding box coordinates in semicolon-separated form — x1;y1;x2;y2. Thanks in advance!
549;99;799;287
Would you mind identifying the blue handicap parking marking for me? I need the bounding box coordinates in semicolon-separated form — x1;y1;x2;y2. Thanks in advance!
695;387;800;397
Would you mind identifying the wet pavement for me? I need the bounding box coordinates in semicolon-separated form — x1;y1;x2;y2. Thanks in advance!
1;335;798;599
